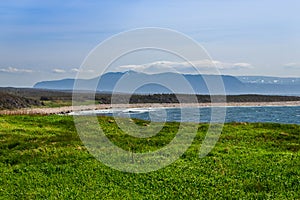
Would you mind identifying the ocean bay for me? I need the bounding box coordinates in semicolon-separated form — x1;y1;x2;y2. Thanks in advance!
73;106;300;124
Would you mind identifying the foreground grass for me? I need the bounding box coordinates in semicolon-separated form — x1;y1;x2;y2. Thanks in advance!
0;115;299;199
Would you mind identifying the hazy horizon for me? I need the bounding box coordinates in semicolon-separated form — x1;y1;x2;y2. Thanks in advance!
6;69;300;89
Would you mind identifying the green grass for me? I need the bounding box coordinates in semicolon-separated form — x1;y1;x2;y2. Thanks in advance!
40;100;72;107
41;100;100;108
0;115;299;199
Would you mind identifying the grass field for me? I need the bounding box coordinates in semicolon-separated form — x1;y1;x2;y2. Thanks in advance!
0;115;299;199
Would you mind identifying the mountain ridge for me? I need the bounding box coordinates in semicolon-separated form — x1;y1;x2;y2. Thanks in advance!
34;71;300;95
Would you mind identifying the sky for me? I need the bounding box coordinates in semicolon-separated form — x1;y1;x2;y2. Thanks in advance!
0;0;300;87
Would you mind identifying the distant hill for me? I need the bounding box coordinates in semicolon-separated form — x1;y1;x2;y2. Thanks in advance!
34;71;300;95
33;71;245;94
237;76;300;85
0;92;41;110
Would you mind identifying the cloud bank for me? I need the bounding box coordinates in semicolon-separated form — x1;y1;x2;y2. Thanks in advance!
52;68;66;73
0;67;33;73
115;60;252;74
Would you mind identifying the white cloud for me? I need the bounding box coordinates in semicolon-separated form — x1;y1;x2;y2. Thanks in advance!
0;67;33;73
52;68;66;73
70;68;95;73
212;61;252;70
284;62;297;67
71;68;80;72
115;60;252;74
284;62;298;68
233;63;252;68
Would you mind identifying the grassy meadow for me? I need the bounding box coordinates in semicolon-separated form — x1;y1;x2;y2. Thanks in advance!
0;115;299;199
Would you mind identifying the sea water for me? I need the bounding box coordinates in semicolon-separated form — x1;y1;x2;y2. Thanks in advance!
72;106;300;124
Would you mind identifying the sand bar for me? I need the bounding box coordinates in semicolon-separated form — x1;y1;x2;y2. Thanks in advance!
1;101;300;115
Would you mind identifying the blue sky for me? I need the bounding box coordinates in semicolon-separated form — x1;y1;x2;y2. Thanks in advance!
0;0;299;86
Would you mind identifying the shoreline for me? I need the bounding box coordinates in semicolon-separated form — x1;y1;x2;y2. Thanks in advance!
1;101;300;115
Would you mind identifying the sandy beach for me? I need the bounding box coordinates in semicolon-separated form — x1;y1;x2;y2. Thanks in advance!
1;101;300;115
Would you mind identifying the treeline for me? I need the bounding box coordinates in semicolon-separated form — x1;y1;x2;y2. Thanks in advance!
102;94;300;104
38;92;300;104
37;93;300;104
1;87;300;108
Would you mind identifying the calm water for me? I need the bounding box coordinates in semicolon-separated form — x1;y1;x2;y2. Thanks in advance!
73;106;300;124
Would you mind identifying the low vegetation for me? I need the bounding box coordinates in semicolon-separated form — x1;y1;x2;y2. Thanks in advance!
0;92;41;110
0;115;299;199
1;87;300;109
